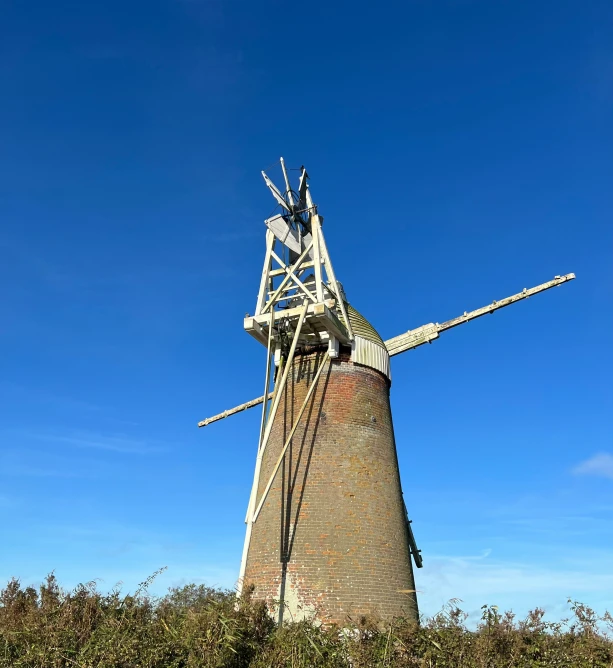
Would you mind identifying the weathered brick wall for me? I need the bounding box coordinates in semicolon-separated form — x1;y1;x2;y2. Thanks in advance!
243;349;418;625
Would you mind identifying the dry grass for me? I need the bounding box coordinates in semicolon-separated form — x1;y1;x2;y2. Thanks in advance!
1;573;612;667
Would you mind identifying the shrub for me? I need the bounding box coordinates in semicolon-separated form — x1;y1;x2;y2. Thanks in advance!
0;574;611;667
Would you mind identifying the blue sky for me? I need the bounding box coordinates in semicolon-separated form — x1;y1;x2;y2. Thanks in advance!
1;0;611;623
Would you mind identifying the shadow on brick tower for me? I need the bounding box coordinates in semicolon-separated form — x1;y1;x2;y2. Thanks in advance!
198;157;575;625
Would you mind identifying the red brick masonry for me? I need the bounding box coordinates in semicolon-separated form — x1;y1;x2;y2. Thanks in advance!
243;349;418;625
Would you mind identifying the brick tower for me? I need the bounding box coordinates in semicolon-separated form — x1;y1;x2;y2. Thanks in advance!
197;157;575;627
243;308;419;624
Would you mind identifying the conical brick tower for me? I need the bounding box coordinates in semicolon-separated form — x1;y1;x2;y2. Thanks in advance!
243;306;418;624
198;158;575;626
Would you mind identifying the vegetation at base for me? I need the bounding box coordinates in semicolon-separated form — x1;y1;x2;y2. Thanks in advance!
1;573;612;667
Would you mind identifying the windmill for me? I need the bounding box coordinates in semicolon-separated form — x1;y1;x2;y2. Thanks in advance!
199;158;575;625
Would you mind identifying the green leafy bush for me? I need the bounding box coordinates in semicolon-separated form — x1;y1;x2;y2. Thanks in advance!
1;573;611;667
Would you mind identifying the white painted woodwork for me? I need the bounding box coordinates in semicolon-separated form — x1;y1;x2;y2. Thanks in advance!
384;273;576;356
201;273;576;428
238;302;309;595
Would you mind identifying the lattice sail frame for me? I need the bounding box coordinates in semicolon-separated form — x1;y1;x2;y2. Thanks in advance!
244;160;354;362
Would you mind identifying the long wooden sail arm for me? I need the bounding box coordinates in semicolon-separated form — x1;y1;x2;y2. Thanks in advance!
198;393;273;428
384;273;575;357
198;273;575;428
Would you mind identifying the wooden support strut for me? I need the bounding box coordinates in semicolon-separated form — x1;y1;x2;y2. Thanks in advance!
261;241;314;314
244;357;285;525
245;304;307;516
252;354;329;523
242;315;283;522
254;230;274;317
270;249;318;304
316;220;354;341
237;302;309;594
257;312;275;448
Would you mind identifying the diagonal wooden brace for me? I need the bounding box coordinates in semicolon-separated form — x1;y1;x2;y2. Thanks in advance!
252;354;329;524
237;302;309;594
261;241;314;313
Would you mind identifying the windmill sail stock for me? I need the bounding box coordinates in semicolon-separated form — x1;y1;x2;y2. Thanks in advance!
198;273;575;428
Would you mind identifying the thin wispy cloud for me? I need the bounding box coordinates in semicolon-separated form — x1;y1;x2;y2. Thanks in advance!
418;549;613;623
0;449;108;479
12;429;168;455
44;433;166;455
0;381;103;414
499;513;613;540
572;453;613;480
